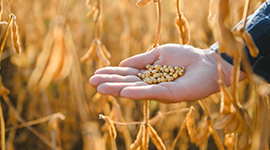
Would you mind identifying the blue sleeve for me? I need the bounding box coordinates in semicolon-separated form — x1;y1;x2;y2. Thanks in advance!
211;0;270;83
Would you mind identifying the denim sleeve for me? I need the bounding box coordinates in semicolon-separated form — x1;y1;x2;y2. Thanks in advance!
210;0;270;83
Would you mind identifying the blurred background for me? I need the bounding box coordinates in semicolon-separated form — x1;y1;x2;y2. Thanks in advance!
0;0;267;149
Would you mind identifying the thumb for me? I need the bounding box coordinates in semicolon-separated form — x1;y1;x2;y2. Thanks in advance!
119;47;160;69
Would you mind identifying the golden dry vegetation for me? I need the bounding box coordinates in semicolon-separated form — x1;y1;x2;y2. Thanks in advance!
0;0;269;150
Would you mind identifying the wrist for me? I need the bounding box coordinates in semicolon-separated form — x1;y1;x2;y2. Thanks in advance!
203;49;246;87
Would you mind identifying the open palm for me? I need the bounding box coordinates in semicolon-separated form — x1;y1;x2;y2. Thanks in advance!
89;44;246;103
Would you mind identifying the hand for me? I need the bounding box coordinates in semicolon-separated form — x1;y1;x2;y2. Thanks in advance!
89;44;246;103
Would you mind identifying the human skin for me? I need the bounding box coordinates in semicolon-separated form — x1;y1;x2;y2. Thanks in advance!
89;44;246;103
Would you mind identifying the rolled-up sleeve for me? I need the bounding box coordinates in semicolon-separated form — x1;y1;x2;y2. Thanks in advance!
211;0;270;83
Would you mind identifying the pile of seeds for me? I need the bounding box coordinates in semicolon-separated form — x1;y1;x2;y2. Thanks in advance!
137;64;185;84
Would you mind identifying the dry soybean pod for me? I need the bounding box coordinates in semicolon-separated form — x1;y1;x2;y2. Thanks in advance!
130;125;144;150
99;114;117;139
96;41;110;66
212;113;234;130
0;15;13;67
85;0;91;7
243;31;259;58
222;118;239;134
180;14;190;45
86;1;98;18
10;14;21;54
100;43;111;59
0;0;2;21
136;0;152;7
237;131;249;150
186;106;197;143
196;118;211;146
80;40;96;62
148;125;165;150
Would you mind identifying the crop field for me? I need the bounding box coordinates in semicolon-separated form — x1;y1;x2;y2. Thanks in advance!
0;0;269;149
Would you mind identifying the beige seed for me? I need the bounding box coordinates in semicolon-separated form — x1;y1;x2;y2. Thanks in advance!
174;66;179;70
154;64;161;70
152;70;158;74
173;73;178;79
142;74;146;79
168;65;173;69
144;71;150;77
179;66;185;70
163;73;168;77
157;78;161;83
167;77;173;82
169;72;173;76
164;68;169;73
179;70;185;76
152;78;157;84
146;78;152;84
137;73;142;78
153;73;160;78
170;68;175;73
160;68;164;73
176;70;180;74
146;64;151;69
161;77;167;82
163;65;167;68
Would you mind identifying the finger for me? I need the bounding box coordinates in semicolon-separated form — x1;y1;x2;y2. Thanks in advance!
119;84;175;103
94;67;140;75
89;74;141;87
97;82;147;97
119;47;160;69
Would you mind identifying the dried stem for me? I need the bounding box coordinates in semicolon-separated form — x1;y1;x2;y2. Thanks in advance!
0;0;3;21
0;101;5;150
242;0;250;30
4;0;11;14
232;55;242;108
176;0;184;44
94;0;101;39
143;100;149;150
153;1;161;48
198;99;211;117
172;111;189;149
211;128;224;150
5;113;65;132
2;95;54;148
40;89;57;150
